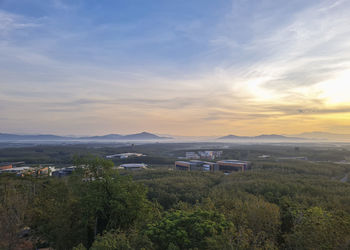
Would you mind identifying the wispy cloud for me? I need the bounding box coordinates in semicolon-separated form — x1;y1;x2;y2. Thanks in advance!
0;10;42;42
220;0;350;94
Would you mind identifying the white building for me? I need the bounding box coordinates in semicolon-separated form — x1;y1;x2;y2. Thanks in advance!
185;152;200;159
187;151;223;160
118;163;148;170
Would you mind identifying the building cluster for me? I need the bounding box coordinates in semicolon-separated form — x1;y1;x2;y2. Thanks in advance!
0;159;148;176
0;161;76;177
175;159;250;173
0;162;32;176
183;151;223;160
106;153;145;159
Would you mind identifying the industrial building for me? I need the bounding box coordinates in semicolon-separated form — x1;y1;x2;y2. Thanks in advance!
175;159;249;173
175;160;218;172
216;160;249;172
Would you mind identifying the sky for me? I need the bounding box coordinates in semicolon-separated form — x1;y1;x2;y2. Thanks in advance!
1;0;350;136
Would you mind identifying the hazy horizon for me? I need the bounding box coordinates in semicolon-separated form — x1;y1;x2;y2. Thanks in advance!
1;0;350;136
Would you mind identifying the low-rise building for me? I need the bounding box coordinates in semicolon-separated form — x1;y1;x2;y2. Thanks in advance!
185;152;200;159
175;160;218;172
198;151;223;159
258;155;271;159
52;167;75;177
185;151;223;160
0;162;34;176
175;159;249;173
37;167;49;176
216;160;249;172
11;161;26;167
175;161;191;171
0;161;27;170
0;163;12;170
118;163;147;170
0;166;32;175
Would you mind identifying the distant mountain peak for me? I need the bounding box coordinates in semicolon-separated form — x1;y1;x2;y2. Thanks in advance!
255;134;288;139
218;134;303;141
218;134;250;139
137;132;154;136
122;132;171;140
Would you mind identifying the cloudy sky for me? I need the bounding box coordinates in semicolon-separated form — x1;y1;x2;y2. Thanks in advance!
1;0;350;136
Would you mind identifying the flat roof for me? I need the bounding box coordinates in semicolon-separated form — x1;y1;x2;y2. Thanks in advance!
175;161;191;164
1;166;31;171
120;163;147;168
0;162;12;166
217;160;248;164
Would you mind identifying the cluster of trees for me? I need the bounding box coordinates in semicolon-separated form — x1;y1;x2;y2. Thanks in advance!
1;156;350;249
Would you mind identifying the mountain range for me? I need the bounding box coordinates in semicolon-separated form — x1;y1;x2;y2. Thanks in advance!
219;132;350;142
291;132;350;141
0;132;171;141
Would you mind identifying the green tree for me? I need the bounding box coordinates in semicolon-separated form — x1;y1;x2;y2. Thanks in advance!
207;190;281;249
0;176;34;250
31;179;84;249
284;207;350;249
77;173;153;247
145;209;234;250
87;229;153;250
90;230;131;250
31;157;154;249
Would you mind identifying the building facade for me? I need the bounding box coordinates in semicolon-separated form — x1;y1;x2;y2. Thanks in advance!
175;160;219;172
175;159;249;173
216;160;249;172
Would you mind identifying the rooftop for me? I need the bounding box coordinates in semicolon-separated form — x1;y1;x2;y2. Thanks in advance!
120;163;147;168
217;160;249;164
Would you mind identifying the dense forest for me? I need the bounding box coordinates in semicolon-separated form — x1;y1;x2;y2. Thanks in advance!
1;153;350;249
